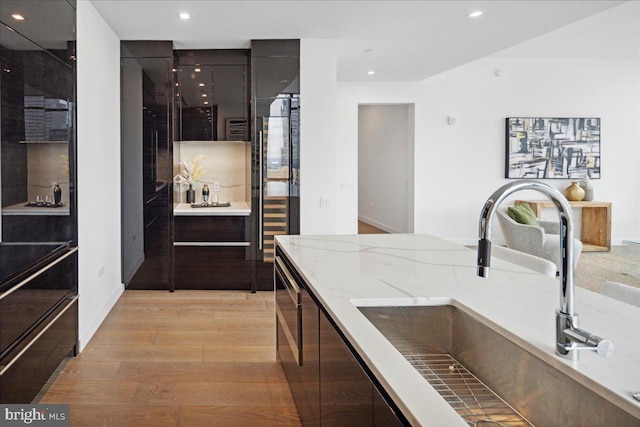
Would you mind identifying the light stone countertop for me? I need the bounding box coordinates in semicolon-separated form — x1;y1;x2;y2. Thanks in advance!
275;233;640;426
2;201;70;216
173;201;250;216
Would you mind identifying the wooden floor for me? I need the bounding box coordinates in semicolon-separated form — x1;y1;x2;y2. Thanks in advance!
38;290;301;427
358;220;388;234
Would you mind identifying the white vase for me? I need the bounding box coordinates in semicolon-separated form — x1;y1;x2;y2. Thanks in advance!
581;174;594;201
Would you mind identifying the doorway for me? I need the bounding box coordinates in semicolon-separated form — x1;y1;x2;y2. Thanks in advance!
358;104;415;234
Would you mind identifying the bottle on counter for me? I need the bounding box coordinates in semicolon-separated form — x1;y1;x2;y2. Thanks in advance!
202;184;210;205
186;184;195;204
53;183;62;206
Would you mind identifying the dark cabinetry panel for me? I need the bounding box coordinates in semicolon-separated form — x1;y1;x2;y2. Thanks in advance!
2;215;71;242
0;247;78;404
320;310;373;426
174;216;248;242
174;246;252;290
276;249;408;426
251;40;300;291
175;50;249;142
1;0;77;244
0;298;77;403
0;250;76;357
373;385;405;427
174;216;251;290
121;41;174;290
253;56;300;98
279;287;320;426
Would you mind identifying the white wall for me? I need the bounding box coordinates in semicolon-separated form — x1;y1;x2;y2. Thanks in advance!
77;0;123;351
337;2;640;244
299;39;338;234
358;105;411;233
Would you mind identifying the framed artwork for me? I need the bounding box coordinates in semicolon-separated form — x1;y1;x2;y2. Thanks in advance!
505;117;600;179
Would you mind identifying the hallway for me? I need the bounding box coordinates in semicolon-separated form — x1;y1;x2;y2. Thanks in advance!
38;291;301;427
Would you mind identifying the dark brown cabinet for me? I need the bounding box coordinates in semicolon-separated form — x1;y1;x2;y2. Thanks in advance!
252;40;301;290
277;254;321;426
276;249;407;426
173;216;252;290
1;0;77;244
121;41;174;290
320;310;374;426
175;51;249;142
0;248;78;403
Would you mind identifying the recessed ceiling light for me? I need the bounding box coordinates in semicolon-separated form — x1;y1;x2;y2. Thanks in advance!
194;68;201;73
467;11;483;18
203;101;209;105
11;14;25;21
198;83;205;87
179;12;190;20
201;94;207;98
367;71;375;75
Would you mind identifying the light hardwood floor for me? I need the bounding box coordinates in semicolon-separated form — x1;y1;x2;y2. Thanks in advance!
38;290;301;427
358;220;387;234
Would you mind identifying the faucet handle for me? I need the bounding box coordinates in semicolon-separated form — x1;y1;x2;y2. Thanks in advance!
563;327;614;357
593;337;615;357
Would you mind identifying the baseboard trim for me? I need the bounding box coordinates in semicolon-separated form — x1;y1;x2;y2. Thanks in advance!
77;283;124;352
123;253;145;285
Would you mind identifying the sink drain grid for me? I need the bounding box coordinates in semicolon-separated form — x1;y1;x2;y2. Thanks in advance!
403;353;533;427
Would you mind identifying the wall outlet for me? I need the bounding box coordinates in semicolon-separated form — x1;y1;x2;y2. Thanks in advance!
369;201;374;208
320;197;332;208
98;266;105;278
213;181;220;192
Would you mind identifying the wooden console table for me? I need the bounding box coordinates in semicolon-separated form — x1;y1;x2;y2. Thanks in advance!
515;200;611;252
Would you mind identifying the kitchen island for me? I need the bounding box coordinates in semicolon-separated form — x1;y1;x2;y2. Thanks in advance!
275;233;640;426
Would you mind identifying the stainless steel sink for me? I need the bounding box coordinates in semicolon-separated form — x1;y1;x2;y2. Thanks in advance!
358;305;637;427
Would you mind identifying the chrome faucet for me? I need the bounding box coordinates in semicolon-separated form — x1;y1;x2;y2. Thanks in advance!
477;180;613;360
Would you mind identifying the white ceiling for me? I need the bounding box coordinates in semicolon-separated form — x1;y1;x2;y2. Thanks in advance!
89;0;627;82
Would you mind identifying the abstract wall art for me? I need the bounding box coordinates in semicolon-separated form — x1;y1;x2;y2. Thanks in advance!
505;117;600;179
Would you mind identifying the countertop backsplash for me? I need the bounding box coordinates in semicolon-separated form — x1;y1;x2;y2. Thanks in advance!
174;140;250;205
27;143;70;204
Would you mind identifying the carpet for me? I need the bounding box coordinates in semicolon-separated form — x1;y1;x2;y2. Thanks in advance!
575;245;640;294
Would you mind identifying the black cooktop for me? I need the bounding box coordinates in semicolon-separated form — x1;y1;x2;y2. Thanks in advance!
0;243;69;288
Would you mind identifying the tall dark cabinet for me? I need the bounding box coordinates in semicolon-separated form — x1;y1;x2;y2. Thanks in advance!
0;0;79;403
172;49;253;290
252;40;300;291
1;0;77;244
121;41;174;290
